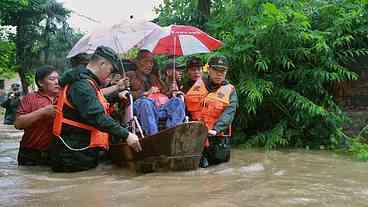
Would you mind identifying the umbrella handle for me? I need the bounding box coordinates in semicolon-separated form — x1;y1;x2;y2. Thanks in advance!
111;33;127;78
119;58;127;78
133;116;145;138
172;35;176;86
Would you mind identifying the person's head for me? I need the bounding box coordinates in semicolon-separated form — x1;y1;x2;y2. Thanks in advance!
35;65;60;96
186;56;203;81
10;83;20;92
164;60;185;82
70;53;90;68
136;49;154;75
207;55;229;85
87;46;122;85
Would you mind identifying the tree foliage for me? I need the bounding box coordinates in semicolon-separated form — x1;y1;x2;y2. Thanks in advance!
155;0;202;27
156;0;368;149
0;0;82;92
0;38;16;78
0;0;29;24
0;0;28;78
154;0;226;30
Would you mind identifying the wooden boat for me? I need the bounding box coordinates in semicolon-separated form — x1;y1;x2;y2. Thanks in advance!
110;121;208;173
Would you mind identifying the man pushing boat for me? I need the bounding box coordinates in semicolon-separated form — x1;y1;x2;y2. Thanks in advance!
50;46;141;172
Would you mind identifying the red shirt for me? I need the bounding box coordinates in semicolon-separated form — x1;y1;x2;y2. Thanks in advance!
16;92;55;151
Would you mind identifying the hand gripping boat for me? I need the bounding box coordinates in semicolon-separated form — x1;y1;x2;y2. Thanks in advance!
110;121;208;173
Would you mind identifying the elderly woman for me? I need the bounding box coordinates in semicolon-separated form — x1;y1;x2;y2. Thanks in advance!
15;65;60;166
127;50;186;136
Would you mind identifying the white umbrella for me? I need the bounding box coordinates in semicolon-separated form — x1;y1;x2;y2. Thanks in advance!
67;20;162;58
67;20;157;138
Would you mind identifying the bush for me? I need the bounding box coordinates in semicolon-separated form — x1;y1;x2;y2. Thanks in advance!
156;0;368;149
348;138;368;161
207;0;368;149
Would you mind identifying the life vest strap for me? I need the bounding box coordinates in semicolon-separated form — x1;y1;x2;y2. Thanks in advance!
62;118;96;131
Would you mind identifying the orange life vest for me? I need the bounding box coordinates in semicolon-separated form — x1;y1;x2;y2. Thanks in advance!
185;79;208;120
186;81;234;147
53;79;110;150
185;79;234;129
201;84;234;130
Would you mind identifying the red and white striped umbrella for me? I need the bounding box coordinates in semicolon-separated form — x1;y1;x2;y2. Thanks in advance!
139;25;222;56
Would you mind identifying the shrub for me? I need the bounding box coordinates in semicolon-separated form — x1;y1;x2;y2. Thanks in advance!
208;0;367;149
156;0;368;149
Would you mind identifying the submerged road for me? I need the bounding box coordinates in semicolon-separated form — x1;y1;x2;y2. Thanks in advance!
0;124;368;207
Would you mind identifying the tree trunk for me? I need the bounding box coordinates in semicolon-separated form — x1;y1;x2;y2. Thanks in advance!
198;0;211;18
44;16;51;64
18;66;29;95
16;22;29;94
197;0;211;30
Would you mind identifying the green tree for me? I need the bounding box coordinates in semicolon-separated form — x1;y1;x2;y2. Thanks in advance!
0;37;16;78
0;0;29;23
155;0;368;149
0;0;28;79
155;0;224;30
208;0;368;149
41;0;72;64
1;0;75;93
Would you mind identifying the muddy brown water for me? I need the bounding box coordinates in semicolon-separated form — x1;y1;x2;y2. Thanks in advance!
1;124;368;207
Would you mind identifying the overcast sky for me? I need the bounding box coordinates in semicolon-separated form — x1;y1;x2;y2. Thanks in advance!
57;0;163;32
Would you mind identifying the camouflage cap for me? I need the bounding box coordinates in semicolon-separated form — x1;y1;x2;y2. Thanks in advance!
208;55;229;71
94;46;122;73
70;53;90;67
164;60;185;71
186;56;203;68
74;53;90;61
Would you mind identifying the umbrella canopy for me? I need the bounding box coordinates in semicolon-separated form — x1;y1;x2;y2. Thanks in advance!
139;25;223;56
67;20;161;58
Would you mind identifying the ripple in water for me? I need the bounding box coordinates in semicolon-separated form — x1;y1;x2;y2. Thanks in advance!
238;163;265;173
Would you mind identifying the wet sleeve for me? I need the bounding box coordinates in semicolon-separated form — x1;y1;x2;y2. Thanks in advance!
68;80;129;140
213;89;238;133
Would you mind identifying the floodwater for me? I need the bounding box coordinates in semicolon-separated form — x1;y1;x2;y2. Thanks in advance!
1;124;368;207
